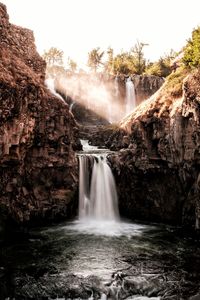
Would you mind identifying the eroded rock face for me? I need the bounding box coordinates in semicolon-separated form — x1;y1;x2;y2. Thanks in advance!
0;3;78;232
114;74;164;106
108;71;200;228
132;74;165;105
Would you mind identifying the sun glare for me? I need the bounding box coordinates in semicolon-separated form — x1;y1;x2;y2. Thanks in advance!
1;0;200;68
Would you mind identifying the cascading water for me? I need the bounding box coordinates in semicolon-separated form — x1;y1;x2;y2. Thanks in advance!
69;102;75;113
78;155;93;218
78;142;119;221
45;77;66;103
125;76;136;115
89;155;119;219
114;76;119;98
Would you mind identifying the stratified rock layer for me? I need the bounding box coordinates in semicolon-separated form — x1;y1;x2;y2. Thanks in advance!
108;71;200;228
0;3;78;231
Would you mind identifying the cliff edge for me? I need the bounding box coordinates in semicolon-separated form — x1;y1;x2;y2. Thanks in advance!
0;3;78;233
108;69;200;229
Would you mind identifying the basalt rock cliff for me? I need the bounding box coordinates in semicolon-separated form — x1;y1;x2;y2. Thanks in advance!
132;74;165;105
0;3;78;236
108;70;200;229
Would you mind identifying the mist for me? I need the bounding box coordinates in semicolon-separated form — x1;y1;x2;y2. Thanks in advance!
53;73;126;123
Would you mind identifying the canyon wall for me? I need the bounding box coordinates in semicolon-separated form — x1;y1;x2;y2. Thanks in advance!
54;73;164;126
0;3;78;235
131;74;165;105
108;71;200;228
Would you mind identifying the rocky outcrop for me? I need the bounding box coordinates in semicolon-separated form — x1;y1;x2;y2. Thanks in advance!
0;3;78;234
108;70;200;229
112;74;164;107
132;74;165;105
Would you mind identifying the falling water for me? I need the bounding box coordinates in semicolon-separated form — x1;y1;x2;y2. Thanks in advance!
45;78;66;104
78;153;119;221
114;76;119;98
69;102;75;113
125;76;136;115
78;155;93;218
90;155;119;219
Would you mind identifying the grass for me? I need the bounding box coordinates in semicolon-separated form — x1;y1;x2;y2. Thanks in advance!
163;66;189;98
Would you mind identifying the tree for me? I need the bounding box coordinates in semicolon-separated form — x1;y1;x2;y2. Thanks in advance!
67;57;77;72
145;50;177;77
112;52;133;75
130;40;148;74
42;47;64;66
104;47;114;73
87;47;104;72
183;26;200;68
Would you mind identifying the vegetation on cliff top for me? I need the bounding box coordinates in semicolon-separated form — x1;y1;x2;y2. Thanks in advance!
162;26;200;98
183;26;200;68
42;26;200;99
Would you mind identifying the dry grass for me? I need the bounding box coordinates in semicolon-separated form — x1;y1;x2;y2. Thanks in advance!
163;66;189;98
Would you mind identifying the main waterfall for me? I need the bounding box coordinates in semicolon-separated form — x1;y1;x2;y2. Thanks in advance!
78;150;119;221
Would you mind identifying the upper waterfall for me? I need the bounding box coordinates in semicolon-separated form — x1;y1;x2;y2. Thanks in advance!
125;76;136;115
45;78;66;104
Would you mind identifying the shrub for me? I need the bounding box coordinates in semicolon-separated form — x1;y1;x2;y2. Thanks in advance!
183;26;200;68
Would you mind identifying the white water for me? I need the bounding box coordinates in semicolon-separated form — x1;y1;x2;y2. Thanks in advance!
78;154;119;221
69;102;75;112
114;76;119;98
80;139;99;152
90;155;119;219
78;140;119;221
125;76;136;115
45;78;66;104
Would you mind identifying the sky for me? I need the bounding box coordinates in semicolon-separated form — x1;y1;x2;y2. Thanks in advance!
1;0;200;69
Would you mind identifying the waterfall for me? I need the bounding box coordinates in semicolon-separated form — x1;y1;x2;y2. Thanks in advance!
78;154;119;221
78;155;93;218
114;76;119;98
125;76;136;115
69;102;75;113
45;78;66;104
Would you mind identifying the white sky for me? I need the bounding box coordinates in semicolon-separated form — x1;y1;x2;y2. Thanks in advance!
1;0;200;68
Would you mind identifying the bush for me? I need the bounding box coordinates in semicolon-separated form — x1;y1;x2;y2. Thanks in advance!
145;58;172;77
183;26;200;68
163;66;188;97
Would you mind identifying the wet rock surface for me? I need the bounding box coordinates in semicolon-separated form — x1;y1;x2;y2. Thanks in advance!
0;3;78;233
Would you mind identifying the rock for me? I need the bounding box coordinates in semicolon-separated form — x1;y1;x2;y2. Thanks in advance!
0;3;78;231
132;74;164;105
190;294;200;300
108;69;200;229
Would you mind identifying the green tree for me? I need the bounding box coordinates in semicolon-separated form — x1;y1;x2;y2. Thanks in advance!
87;47;104;72
130;40;148;74
145;58;170;77
146;50;177;77
183;26;200;68
112;52;133;75
43;47;64;66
